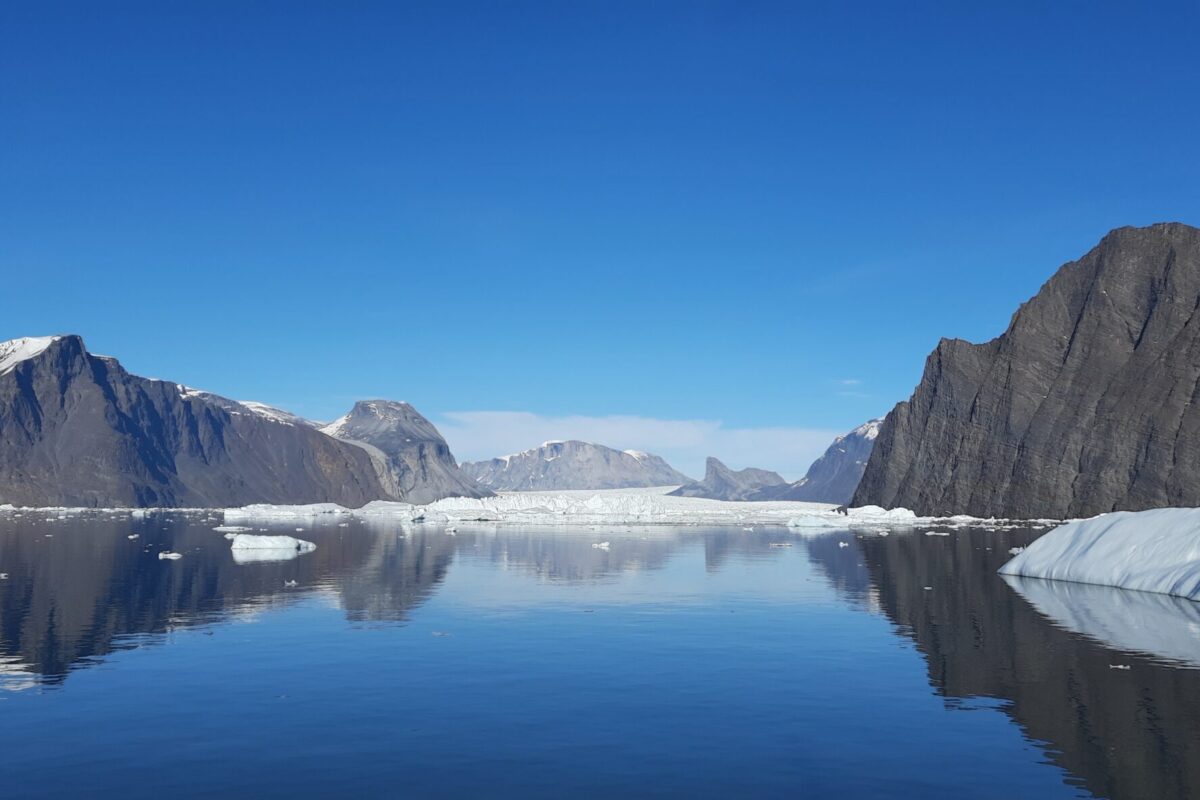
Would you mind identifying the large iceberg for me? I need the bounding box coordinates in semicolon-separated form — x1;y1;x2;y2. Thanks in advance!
999;508;1200;600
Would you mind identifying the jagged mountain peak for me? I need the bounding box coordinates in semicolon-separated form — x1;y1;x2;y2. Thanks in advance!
668;457;788;501
319;398;488;503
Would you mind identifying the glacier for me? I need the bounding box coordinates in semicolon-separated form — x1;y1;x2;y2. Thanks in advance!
223;487;1049;530
998;508;1200;600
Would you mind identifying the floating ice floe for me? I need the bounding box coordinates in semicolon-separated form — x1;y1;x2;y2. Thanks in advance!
229;533;317;564
158;552;182;560
999;508;1200;600
212;525;251;533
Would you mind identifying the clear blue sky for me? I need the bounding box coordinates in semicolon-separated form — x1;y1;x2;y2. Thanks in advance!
2;2;1198;474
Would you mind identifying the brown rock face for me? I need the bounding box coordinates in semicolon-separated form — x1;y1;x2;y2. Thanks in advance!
854;222;1200;518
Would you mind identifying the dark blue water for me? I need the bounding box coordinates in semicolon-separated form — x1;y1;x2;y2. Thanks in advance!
1;512;1198;799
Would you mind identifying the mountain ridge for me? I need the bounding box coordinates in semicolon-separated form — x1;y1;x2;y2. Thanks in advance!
461;440;690;491
0;335;479;508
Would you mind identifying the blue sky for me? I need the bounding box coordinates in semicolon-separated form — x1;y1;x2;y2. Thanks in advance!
2;2;1198;476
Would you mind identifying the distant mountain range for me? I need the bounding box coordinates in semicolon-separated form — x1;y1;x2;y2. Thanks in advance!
855;223;1200;518
461;440;691;490
666;419;881;504
0;335;485;508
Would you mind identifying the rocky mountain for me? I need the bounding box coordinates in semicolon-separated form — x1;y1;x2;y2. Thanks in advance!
0;335;479;508
321;400;489;503
759;419;883;504
667;457;789;501
461;440;690;491
854;222;1200;518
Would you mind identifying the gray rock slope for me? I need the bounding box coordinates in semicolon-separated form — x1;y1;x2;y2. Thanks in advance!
321;400;489;504
0;335;386;508
759;419;883;504
854;222;1200;518
668;457;789;501
461;440;690;491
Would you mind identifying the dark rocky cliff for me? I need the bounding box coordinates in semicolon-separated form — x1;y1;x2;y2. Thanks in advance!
854;223;1200;518
1;336;399;508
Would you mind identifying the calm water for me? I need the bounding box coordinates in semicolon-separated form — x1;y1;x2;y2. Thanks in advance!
1;512;1199;799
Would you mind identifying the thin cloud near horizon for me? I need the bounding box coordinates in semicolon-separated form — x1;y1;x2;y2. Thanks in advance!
435;410;853;481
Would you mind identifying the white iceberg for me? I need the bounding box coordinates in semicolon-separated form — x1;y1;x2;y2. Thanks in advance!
999;508;1200;600
1003;573;1200;668
229;533;317;564
224;503;350;522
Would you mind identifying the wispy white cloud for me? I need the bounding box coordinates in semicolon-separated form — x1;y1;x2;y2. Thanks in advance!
435;411;845;481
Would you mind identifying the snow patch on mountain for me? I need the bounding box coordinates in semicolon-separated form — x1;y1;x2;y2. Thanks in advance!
0;336;62;376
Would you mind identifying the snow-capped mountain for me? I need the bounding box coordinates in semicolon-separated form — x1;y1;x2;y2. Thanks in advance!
461;440;691;491
667;457;789;501
0;335;478;508
763;418;883;504
320;400;489;503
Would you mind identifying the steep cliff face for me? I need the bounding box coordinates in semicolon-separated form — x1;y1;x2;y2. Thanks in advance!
321;400;489;504
854;223;1200;518
461;440;690;491
667;457;788;501
0;336;386;508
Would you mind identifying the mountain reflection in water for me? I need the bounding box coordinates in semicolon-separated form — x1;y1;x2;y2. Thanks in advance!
1;512;1198;799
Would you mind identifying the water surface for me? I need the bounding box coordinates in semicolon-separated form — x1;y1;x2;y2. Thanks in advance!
1;512;1198;799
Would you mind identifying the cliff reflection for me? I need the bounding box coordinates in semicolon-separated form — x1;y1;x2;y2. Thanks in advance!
808;528;1200;800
